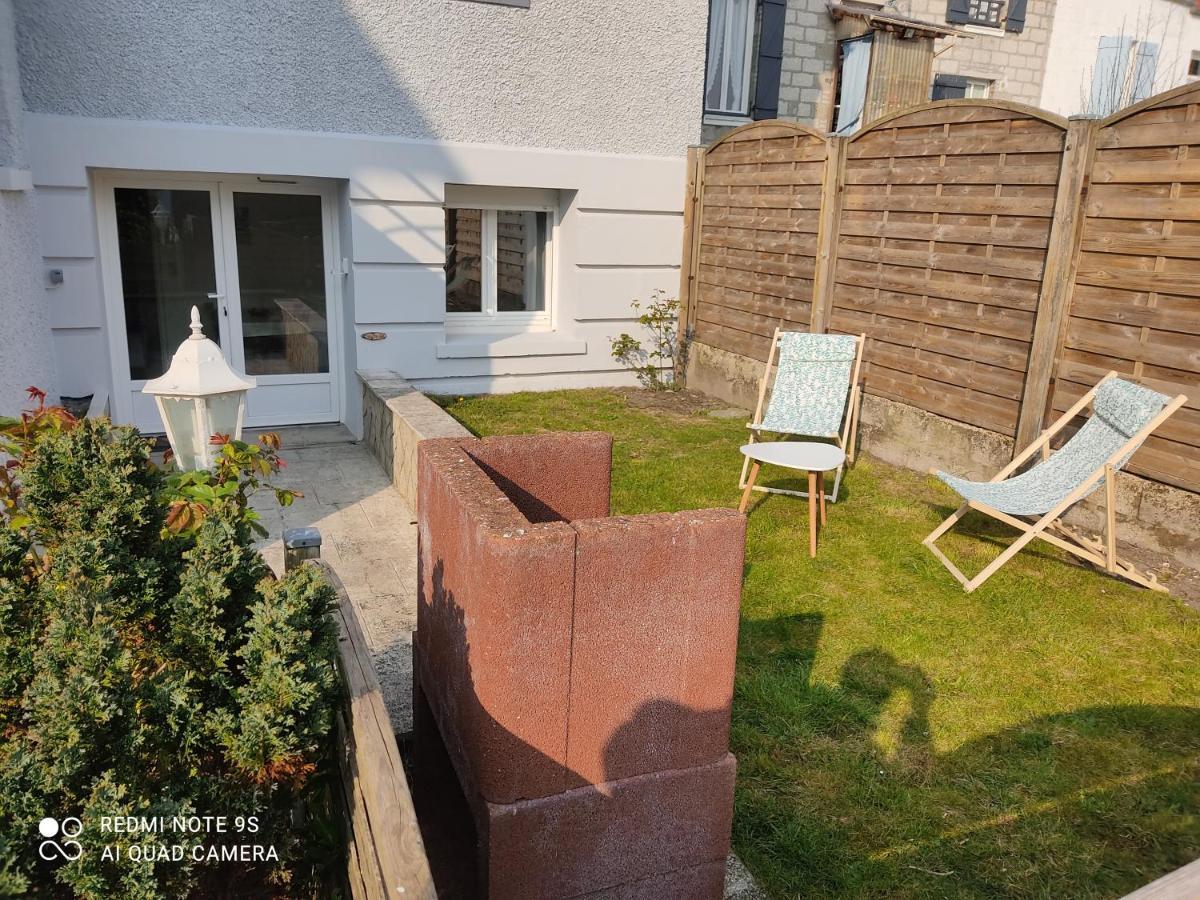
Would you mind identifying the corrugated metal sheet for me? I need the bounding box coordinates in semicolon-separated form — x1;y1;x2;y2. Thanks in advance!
863;31;933;125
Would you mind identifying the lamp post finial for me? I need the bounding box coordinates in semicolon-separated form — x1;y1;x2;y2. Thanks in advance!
188;306;205;340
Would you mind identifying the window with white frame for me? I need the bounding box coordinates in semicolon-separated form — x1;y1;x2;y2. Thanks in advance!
704;0;756;118
964;77;992;98
967;0;1004;27
445;203;553;326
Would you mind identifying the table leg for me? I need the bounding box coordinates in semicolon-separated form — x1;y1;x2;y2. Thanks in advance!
820;473;827;526
808;470;818;557
739;462;761;514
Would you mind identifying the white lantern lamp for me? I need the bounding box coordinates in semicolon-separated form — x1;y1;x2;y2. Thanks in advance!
142;306;257;471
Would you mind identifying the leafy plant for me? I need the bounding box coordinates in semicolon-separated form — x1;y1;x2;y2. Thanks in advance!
162;432;299;538
0;390;341;898
610;290;686;391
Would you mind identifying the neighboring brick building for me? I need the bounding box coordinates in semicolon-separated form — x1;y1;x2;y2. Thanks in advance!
702;0;1056;141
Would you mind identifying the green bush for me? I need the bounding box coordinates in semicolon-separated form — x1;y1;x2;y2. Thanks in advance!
0;392;342;898
609;290;686;391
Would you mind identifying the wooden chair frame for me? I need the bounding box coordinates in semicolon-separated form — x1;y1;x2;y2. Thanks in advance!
739;329;866;504
923;371;1188;593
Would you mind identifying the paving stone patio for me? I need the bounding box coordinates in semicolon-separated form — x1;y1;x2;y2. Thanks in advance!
251;425;418;734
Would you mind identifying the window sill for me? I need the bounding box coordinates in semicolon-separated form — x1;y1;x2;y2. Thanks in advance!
703;113;752;127
436;334;588;359
960;23;1004;36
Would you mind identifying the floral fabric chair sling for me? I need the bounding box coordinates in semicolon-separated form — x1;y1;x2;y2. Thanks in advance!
740;329;866;504
924;374;1188;593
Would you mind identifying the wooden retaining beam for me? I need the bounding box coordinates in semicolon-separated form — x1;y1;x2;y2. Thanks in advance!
314;560;436;900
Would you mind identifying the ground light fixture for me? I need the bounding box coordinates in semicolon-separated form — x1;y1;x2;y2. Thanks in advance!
142;306;256;471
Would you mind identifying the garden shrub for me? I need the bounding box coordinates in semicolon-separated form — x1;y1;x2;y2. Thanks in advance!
609;290;687;390
0;391;342;898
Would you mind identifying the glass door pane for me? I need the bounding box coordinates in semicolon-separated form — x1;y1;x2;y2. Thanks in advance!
113;187;219;381
231;191;329;375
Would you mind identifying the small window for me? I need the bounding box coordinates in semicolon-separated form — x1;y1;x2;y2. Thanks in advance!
968;0;1004;26
445;205;552;325
948;0;1005;28
704;0;757;117
1190;52;1200;77
932;74;991;101
964;77;992;99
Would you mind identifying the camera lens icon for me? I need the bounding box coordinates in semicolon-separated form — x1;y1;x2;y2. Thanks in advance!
38;816;82;861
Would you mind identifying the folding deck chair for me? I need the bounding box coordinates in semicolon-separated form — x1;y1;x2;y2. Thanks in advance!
739;329;866;504
923;373;1188;593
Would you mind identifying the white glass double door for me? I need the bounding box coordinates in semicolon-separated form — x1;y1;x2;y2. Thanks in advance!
99;175;342;432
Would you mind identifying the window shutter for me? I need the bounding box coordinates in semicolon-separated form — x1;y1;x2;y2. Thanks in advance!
932;74;970;101
1004;0;1027;33
1132;41;1160;103
752;0;787;119
1091;35;1132;116
946;0;971;24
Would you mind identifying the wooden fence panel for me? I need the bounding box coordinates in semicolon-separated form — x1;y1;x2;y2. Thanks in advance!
1052;83;1200;492
682;89;1200;493
692;121;831;362
829;101;1069;438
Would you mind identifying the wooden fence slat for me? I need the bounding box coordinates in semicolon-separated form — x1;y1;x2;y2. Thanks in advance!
837;218;1053;250
1093;158;1200;184
844;163;1062;186
1096;120;1200;149
1079;232;1200;259
848;131;1065;159
841;192;1057;217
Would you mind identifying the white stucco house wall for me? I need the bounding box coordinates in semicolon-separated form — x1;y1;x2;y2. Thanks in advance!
1040;0;1200;117
0;0;55;415
1;0;707;433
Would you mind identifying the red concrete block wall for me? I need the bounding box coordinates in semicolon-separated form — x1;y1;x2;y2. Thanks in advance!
415;431;746;899
465;431;611;523
417;438;576;803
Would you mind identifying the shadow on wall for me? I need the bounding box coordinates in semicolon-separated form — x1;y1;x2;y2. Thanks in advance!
733;611;1200;897
412;559;735;900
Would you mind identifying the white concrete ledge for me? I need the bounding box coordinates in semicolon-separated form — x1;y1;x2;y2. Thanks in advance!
358;369;470;512
0;166;33;191
435;335;588;359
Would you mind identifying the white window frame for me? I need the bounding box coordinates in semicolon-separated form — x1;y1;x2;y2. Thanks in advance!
704;0;757;119
965;0;1004;28
445;201;557;332
964;77;992;99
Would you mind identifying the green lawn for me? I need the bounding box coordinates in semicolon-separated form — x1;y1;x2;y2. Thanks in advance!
438;388;1200;899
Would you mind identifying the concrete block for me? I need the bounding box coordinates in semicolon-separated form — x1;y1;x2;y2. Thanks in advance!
467;431;612;523
568;510;745;784
416;438;577;803
359;370;470;511
482;754;736;900
858;393;1014;482
414;429;744;896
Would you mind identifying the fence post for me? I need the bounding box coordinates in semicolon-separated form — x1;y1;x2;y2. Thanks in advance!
1014;116;1098;453
678;144;705;342
810;134;846;334
283;526;322;571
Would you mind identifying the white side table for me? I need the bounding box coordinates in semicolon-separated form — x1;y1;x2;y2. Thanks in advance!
739;441;848;557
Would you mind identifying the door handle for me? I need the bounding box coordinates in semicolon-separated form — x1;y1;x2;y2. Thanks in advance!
207;292;228;317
